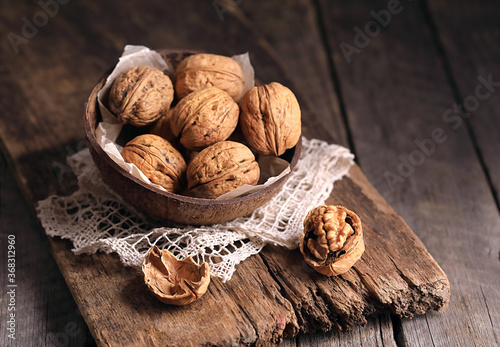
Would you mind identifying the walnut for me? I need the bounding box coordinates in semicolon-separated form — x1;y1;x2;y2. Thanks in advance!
175;54;245;101
299;205;365;276
170;87;239;151
142;246;210;305
150;108;176;143
121;134;186;193
109;65;174;127
186;141;260;199
239;82;301;156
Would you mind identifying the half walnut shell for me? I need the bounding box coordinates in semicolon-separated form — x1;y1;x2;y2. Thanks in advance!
142;246;210;305
299;205;365;276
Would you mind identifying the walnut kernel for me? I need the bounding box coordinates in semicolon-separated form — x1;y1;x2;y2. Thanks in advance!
299;205;365;276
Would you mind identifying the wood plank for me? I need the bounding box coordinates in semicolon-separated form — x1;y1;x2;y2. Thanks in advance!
259;165;449;332
48;239;297;346
318;0;500;345
427;0;500;208
219;0;349;147
0;151;95;347
40;163;448;346
0;0;451;345
297;315;397;347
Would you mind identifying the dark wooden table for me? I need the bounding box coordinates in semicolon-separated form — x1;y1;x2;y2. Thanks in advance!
1;0;499;346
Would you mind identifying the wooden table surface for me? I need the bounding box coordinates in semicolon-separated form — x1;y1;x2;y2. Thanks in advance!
1;0;499;346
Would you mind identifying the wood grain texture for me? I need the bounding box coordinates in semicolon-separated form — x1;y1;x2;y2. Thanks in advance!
39;164;448;346
219;0;349;146
297;315;397;347
0;151;95;347
318;0;500;345
427;0;500;210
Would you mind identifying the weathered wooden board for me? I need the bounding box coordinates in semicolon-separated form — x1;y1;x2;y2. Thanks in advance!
41;163;448;346
0;151;95;347
428;0;500;206
318;0;500;345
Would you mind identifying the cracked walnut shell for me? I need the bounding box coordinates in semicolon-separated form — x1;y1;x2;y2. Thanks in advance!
142;246;210;305
239;82;301;156
121;134;186;193
109;65;174;127
175;53;245;101
170;87;239;151
299;205;365;276
186;141;260;199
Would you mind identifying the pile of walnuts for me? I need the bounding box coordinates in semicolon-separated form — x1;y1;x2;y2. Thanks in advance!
108;53;301;199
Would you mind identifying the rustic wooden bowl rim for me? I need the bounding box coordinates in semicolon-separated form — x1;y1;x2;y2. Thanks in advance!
84;49;302;209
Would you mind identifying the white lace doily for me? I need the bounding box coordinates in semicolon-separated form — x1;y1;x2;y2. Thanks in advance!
37;138;353;282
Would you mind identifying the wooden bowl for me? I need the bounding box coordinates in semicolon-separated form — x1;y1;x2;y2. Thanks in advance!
83;49;301;225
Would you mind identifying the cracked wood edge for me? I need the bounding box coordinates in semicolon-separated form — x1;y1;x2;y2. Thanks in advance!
259;165;449;335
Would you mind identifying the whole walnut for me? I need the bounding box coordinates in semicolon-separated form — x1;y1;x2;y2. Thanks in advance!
186;141;260;199
121;134;186;193
299;205;365;276
170;87;239;151
175;54;245;102
239;82;301;156
150;108;176;143
109;65;174;127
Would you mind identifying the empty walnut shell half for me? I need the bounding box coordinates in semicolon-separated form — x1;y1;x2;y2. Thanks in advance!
175;53;245;101
299;205;365;276
239;82;301;156
109;65;174;127
187;141;260;199
170;87;239;151
121;134;186;193
142;246;210;305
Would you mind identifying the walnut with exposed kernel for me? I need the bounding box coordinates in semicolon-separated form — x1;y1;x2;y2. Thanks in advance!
299;205;365;276
170;87;239;151
121;134;186;193
142;246;210;305
175;53;245;101
109;65;174;127
239;82;301;156
186;141;260;199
